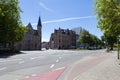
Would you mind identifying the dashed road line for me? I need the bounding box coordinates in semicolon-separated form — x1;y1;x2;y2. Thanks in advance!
50;64;55;68
59;57;62;59
18;61;25;64
25;76;30;79
31;74;37;76
0;59;22;63
30;56;42;60
0;67;7;71
56;59;59;62
30;58;35;60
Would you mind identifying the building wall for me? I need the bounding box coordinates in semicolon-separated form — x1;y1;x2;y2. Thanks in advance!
15;17;42;50
50;28;76;49
15;26;41;50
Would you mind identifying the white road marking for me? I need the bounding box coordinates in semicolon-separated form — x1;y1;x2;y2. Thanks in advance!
0;59;22;63
18;61;25;64
50;64;55;68
53;67;66;71
30;56;42;60
25;76;30;78
30;58;35;60
0;67;7;71
59;57;62;59
56;59;59;62
31;74;37;76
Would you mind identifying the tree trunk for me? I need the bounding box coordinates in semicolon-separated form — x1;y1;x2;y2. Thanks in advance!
110;44;113;50
10;42;15;52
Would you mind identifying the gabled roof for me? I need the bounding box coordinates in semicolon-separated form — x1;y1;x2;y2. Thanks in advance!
27;22;33;30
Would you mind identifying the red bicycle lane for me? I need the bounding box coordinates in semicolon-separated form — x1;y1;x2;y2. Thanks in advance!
22;67;66;80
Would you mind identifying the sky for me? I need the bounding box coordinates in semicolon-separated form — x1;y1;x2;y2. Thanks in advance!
19;0;103;42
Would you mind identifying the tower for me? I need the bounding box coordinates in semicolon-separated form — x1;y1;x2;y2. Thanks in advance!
37;16;42;50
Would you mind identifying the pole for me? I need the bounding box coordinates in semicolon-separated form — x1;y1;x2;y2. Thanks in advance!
117;37;119;59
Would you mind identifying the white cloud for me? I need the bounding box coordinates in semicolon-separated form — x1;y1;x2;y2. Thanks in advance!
39;2;53;12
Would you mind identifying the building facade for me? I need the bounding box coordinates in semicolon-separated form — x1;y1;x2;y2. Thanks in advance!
50;28;76;49
14;17;42;50
42;42;49;49
72;27;83;48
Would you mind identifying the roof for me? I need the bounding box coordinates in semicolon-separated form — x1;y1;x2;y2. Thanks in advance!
27;22;33;30
37;16;42;27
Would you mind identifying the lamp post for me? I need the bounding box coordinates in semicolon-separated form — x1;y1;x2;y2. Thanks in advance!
117;36;120;59
105;40;109;52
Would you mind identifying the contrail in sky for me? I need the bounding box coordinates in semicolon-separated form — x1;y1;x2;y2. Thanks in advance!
43;16;95;24
32;16;95;25
39;2;53;12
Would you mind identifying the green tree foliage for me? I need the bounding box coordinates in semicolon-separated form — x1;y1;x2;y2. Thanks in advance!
101;33;117;50
0;0;27;49
77;29;102;49
94;0;120;50
77;29;90;46
94;0;120;36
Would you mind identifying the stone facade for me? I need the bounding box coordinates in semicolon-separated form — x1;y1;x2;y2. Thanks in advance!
14;17;42;50
50;28;76;49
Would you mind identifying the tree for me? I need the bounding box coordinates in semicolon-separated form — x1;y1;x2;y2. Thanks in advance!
101;32;117;50
77;29;103;49
77;29;90;48
94;0;120;36
0;0;27;50
91;34;99;47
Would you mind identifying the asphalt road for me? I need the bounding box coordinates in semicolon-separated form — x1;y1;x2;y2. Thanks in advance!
0;49;105;79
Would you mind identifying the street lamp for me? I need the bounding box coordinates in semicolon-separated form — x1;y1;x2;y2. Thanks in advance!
117;36;120;59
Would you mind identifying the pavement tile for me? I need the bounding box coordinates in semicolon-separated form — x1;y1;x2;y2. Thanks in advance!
73;52;120;80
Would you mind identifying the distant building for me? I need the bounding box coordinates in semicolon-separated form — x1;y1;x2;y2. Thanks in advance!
72;27;83;48
42;42;49;49
72;27;82;35
49;28;76;49
14;17;42;50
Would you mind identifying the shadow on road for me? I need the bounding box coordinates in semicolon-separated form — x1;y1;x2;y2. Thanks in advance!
0;50;25;58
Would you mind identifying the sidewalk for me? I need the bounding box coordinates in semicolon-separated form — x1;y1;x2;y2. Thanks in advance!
67;51;120;80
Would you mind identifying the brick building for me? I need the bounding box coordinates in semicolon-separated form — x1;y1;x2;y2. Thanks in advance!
50;28;76;49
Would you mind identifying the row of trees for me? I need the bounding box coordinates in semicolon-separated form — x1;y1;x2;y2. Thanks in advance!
94;0;120;50
77;29;103;49
0;0;27;50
